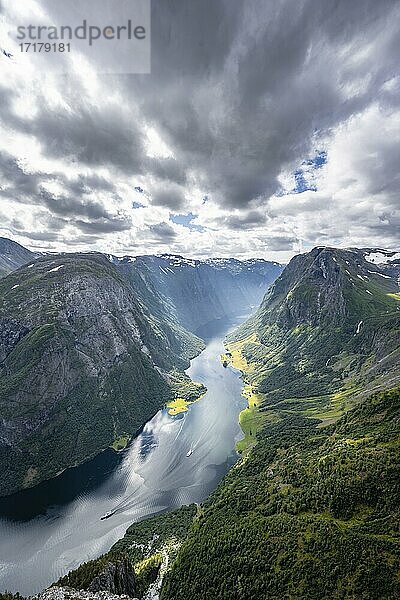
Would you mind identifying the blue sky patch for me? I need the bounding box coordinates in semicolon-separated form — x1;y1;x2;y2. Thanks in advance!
277;150;327;195
306;150;327;168
293;150;327;193
170;212;205;232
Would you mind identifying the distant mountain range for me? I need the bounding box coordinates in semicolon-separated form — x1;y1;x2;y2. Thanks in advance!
111;253;283;333
0;238;282;496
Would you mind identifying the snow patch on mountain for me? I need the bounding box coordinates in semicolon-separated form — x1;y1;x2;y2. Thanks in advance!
355;320;363;334
364;250;400;264
367;270;391;279
48;264;64;273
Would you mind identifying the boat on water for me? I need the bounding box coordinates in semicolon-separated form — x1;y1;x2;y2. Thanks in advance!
100;510;115;521
186;448;193;457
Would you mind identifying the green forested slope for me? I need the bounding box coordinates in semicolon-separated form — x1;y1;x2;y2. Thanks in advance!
0;254;203;496
161;387;400;599
161;248;400;599
57;505;197;598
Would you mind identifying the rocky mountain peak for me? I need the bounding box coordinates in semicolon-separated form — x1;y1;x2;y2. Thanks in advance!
0;237;37;278
258;246;399;329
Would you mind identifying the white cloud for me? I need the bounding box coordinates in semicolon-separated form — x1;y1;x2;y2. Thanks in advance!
0;0;399;260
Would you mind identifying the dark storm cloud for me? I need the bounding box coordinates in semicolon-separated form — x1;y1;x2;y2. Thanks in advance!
0;82;145;176
1;0;399;252
64;173;116;195
0;155;129;234
353;122;400;201
148;222;177;241
40;190;112;220
75;214;132;234
18;230;61;242
0;153;44;199
32;100;144;172
263;236;297;251
368;219;400;240
0;152;132;236
123;0;400;208
144;157;187;186
33;191;132;235
150;184;186;210
0;153;118;209
6;211;65;240
218;210;267;230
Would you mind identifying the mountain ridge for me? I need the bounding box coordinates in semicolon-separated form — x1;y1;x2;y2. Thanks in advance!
1;244;399;598
159;246;400;599
0;237;38;278
229;246;400;405
0;252;203;496
110;252;283;333
0;239;283;496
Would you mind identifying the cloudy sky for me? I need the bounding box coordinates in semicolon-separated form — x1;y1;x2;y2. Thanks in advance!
0;0;399;262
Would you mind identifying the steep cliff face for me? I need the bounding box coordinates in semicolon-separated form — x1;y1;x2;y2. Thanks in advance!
114;254;283;333
39;559;139;599
0;254;201;496
256;246;399;328
57;505;197;600
259;247;348;327
88;559;138;597
0;239;282;497
231;247;400;401
0;237;38;278
34;587;136;600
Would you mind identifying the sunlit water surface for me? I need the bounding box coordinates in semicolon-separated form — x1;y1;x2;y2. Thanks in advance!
0;317;247;595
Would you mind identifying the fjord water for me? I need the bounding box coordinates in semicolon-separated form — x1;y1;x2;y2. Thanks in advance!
0;318;247;595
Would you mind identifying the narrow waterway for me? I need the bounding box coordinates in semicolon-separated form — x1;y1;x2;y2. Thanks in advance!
0;317;247;596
